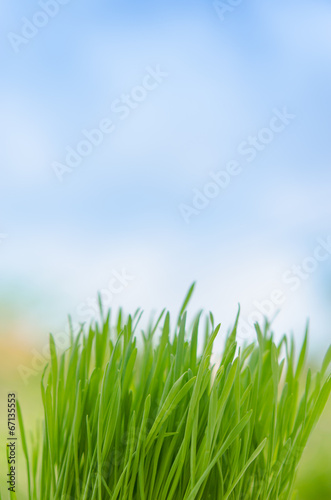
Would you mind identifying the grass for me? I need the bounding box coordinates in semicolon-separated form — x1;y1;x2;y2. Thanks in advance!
295;396;331;499
13;285;331;500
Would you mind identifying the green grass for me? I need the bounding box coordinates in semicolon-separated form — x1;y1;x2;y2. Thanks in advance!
14;285;331;500
295;396;331;499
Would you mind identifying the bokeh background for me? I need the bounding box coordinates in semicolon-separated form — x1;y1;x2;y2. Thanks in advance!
1;0;331;498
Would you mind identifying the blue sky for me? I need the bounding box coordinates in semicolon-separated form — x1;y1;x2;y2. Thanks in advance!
1;0;331;353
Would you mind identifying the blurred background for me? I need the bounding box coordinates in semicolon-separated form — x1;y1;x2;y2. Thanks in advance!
1;0;331;498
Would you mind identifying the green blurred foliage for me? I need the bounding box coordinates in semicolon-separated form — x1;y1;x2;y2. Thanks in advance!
295;398;331;499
